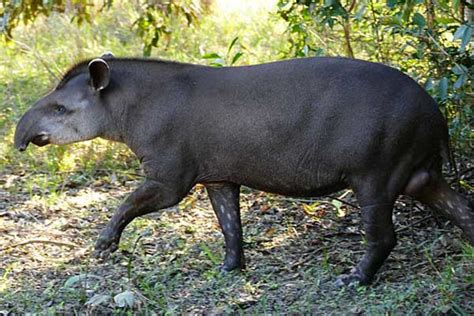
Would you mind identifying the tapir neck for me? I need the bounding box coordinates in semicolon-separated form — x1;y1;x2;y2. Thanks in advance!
96;59;203;159
99;107;127;144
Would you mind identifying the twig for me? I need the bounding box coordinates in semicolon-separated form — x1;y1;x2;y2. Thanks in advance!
328;195;359;209
278;194;360;210
346;0;357;13
396;215;433;233
0;239;78;251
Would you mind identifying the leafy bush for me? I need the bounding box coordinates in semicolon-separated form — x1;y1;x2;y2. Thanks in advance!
277;0;473;155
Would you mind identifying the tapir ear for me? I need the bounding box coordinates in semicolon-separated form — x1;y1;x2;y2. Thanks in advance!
100;51;115;59
88;58;110;91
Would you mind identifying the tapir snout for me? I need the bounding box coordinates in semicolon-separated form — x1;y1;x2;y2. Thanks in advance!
14;107;51;151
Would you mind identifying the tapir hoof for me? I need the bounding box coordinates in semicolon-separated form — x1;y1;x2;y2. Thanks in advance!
93;228;120;259
335;268;371;287
220;257;246;272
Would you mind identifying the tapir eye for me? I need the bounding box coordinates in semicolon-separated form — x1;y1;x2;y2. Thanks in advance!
55;105;66;114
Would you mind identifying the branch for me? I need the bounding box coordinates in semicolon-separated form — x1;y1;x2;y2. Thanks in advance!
347;0;357;13
396;215;433;233
342;22;355;58
341;0;356;58
0;239;78;251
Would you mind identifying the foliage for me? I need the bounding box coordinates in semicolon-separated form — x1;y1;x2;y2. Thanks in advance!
0;0;201;56
0;0;102;36
132;0;201;56
202;36;245;66
277;0;473;154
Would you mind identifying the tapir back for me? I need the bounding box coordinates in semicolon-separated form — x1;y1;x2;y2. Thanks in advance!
171;57;447;196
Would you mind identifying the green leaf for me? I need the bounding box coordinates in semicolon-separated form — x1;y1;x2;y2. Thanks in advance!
452;64;468;75
354;4;366;20
438;77;448;101
114;290;135;308
412;13;425;28
435;16;455;25
202;53;221;59
63;274;102;288
324;0;335;7
0;12;8;32
143;45;152;57
314;47;325;56
303;44;309;56
64;275;86;288
454;0;460;11
460;26;472;52
424;77;434;91
386;0;398;9
227;36;239;55
331;199;342;211
231;52;243;65
453;24;468;40
453;74;467;90
86;294;111;306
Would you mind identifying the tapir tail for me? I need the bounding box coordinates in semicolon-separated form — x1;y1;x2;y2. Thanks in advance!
440;139;458;178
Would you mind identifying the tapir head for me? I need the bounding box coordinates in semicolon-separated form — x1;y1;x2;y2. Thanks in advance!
14;58;111;151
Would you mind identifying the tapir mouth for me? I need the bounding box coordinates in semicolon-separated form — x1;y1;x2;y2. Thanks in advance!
15;133;50;152
31;133;50;147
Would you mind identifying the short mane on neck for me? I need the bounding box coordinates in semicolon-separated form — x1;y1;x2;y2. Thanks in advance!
56;58;195;90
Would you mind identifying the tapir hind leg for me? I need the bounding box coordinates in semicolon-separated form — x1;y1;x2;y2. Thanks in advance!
336;202;397;286
336;176;399;286
205;183;245;271
408;170;474;245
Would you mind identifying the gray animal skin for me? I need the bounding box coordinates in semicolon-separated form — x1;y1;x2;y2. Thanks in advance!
14;56;474;286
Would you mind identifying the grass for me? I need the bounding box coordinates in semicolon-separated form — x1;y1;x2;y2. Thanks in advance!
1;177;473;313
1;0;473;314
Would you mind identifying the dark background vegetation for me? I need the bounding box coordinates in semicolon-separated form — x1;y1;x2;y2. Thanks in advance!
0;0;473;314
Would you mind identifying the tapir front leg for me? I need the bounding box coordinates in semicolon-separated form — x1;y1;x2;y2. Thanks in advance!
205;183;245;271
337;203;396;286
94;179;186;257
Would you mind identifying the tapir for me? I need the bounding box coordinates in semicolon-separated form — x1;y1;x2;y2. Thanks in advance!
14;56;474;286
